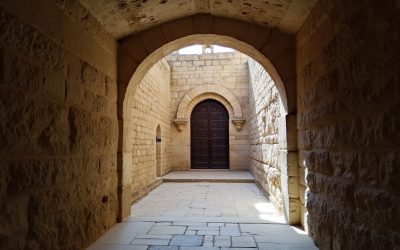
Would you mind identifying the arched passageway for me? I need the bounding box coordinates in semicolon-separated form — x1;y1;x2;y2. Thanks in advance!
120;29;300;227
2;0;398;249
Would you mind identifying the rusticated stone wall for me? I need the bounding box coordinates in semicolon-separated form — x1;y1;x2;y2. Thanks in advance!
248;58;284;213
167;52;250;170
297;0;400;249
124;59;171;203
0;1;118;249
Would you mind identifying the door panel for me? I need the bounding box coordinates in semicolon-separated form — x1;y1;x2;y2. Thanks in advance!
191;99;229;169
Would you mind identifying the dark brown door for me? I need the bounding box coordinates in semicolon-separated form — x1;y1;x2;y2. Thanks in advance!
191;99;229;169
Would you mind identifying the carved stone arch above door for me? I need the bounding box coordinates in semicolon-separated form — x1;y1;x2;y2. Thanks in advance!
173;85;245;131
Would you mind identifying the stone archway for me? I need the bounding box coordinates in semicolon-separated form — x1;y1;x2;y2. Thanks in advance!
173;85;245;132
119;16;299;225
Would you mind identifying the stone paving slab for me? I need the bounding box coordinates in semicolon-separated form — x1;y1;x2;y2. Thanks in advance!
208;223;225;227
136;234;173;239
148;246;179;250
180;247;220;250
257;242;318;250
87;244;148;250
131;238;170;245
173;222;207;226
231;236;257;248
241;224;316;245
197;230;219;236
220;226;240;236
169;235;203;246
214;236;231;247
188;226;220;231
149;225;186;235
222;248;257;250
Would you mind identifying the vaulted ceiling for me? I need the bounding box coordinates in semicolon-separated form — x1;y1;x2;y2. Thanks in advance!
78;0;318;39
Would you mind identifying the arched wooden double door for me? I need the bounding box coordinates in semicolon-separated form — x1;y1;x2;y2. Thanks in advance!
191;99;229;169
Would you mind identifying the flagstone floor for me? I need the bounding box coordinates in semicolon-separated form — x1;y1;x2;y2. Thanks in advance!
87;173;318;250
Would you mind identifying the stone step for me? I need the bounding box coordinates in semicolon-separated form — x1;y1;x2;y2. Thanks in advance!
162;178;254;183
161;170;255;183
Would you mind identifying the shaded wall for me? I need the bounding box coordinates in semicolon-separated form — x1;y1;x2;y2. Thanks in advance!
0;0;118;249
248;58;286;214
124;59;171;203
297;0;400;248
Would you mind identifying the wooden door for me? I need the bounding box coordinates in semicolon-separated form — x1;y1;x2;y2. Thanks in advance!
191;99;229;169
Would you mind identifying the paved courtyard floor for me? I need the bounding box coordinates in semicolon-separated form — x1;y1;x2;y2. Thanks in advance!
88;181;318;249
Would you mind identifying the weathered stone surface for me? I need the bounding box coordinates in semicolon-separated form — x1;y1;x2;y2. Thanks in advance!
52;0;116;50
149;225;186;235
78;0;317;37
214;235;231;247
220;226;240;237
0;91;69;156
149;246;179;250
0;1;118;250
297;0;400;248
69;107;116;154
231;236;256;248
247;58;295;217
169;235;204;246
0;194;29;250
124;59;171;203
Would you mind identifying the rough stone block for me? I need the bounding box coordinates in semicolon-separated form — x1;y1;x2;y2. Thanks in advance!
0;195;29;249
0;91;69;156
0;48;4;83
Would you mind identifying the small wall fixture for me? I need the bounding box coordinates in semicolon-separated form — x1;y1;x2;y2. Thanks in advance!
174;118;187;131
232;118;246;131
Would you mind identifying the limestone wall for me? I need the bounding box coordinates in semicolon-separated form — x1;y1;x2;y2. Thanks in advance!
0;0;118;249
167;52;250;170
124;59;171;203
248;58;284;213
297;0;400;248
